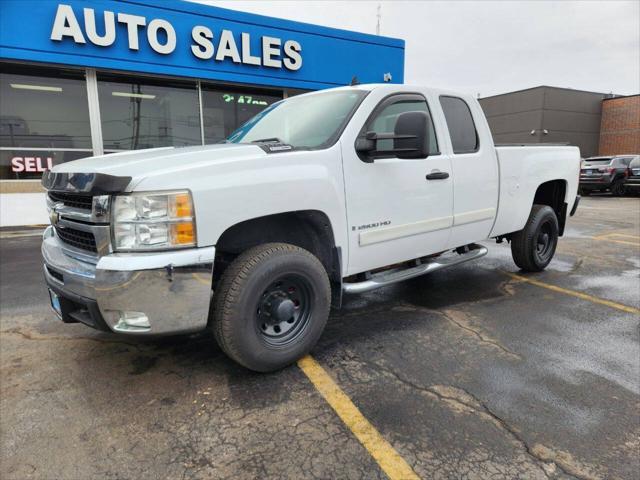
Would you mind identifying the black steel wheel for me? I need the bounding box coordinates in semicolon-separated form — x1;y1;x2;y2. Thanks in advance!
511;204;559;272
534;218;556;266
212;243;331;372
256;275;313;347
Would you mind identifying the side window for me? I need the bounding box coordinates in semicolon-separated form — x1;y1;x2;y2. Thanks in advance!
612;158;628;167
440;96;479;154
366;98;439;155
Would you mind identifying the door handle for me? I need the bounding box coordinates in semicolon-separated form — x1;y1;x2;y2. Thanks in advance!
426;171;449;180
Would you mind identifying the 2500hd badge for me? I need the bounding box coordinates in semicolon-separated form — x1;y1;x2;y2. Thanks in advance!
352;220;391;231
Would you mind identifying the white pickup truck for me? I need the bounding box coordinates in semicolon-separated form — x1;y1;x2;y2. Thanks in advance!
41;84;580;371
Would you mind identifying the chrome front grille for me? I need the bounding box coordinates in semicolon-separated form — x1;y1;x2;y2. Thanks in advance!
48;191;93;211
47;193;112;260
42;171;131;262
55;226;98;253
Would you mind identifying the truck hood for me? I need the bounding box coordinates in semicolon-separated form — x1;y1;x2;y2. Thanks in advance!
51;144;268;190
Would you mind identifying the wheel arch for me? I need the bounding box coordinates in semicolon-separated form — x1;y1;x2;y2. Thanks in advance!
533;179;568;236
212;210;342;299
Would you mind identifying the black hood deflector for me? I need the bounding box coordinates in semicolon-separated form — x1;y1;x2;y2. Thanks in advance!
42;171;132;194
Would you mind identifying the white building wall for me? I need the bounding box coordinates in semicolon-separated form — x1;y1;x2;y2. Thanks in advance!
0;193;48;227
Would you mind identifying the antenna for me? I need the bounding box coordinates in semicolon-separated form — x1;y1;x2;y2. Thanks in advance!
376;4;381;35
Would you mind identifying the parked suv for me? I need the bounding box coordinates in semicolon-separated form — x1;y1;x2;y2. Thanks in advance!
625;155;640;195
580;156;635;196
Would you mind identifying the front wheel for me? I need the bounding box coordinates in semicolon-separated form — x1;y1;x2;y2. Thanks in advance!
212;243;331;372
510;205;559;272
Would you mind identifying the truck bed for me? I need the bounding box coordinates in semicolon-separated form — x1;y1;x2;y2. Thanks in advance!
490;145;581;237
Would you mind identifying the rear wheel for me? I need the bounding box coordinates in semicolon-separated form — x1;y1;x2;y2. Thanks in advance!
510;205;559;272
611;180;626;196
212;243;330;372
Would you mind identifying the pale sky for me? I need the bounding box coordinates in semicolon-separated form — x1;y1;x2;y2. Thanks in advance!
194;0;640;97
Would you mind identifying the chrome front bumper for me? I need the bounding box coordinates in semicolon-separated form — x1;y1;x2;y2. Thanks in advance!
42;226;215;335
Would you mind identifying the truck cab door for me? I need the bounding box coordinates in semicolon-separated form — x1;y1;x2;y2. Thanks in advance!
341;93;454;276
437;96;499;248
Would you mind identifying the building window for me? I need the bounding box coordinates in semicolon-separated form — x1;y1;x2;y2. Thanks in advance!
1;65;286;179
200;85;281;143
440;96;479;154
98;74;201;150
0;64;92;180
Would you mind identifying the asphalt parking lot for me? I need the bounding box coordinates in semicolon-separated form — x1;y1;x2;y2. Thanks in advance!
1;195;639;480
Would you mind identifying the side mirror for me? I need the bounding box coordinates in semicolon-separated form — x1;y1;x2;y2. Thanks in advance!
355;111;430;161
393;111;430;159
355;135;376;154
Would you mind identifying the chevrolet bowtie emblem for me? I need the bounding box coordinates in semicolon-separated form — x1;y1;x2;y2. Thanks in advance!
49;209;59;226
49;203;62;226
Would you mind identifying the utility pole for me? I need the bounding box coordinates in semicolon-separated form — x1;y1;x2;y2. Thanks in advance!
376;3;381;35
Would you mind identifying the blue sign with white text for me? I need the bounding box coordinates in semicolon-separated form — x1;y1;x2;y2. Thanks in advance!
0;0;404;90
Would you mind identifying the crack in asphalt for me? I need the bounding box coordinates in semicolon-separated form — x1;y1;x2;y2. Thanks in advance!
1;328;145;349
555;243;634;268
438;309;523;360
3;327;104;343
354;357;597;480
394;302;523;361
569;257;585;274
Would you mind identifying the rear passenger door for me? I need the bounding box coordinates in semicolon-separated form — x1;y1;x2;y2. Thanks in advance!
438;96;499;248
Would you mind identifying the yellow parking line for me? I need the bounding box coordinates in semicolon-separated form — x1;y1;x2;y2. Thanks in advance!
593;238;640;246
591;232;640;246
298;355;420;480
607;233;640;240
191;273;212;287
504;272;640;315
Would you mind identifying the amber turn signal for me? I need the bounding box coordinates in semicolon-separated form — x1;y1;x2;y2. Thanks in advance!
171;222;195;246
171;192;193;219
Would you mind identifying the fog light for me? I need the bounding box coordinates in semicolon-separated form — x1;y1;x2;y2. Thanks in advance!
114;311;151;332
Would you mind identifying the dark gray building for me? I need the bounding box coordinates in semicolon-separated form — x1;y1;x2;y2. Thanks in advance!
479;86;608;157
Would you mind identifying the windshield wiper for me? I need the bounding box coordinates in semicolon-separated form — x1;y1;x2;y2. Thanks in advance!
251;137;284;144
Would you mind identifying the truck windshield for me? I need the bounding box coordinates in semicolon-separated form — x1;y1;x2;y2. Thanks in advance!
227;90;367;149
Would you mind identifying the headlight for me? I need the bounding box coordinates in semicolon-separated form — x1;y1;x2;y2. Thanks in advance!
112;191;196;251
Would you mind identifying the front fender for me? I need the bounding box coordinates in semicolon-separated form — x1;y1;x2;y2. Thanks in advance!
132;145;349;257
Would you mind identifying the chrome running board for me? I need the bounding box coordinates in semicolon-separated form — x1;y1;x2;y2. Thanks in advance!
342;244;488;294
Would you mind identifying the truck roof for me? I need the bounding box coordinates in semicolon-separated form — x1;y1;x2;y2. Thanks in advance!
299;83;475;101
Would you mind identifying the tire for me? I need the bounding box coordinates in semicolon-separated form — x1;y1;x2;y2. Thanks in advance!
611;180;626;196
212;243;331;372
579;188;590;196
510;205;559;272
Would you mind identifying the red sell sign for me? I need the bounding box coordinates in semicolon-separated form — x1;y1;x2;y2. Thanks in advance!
11;157;54;173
